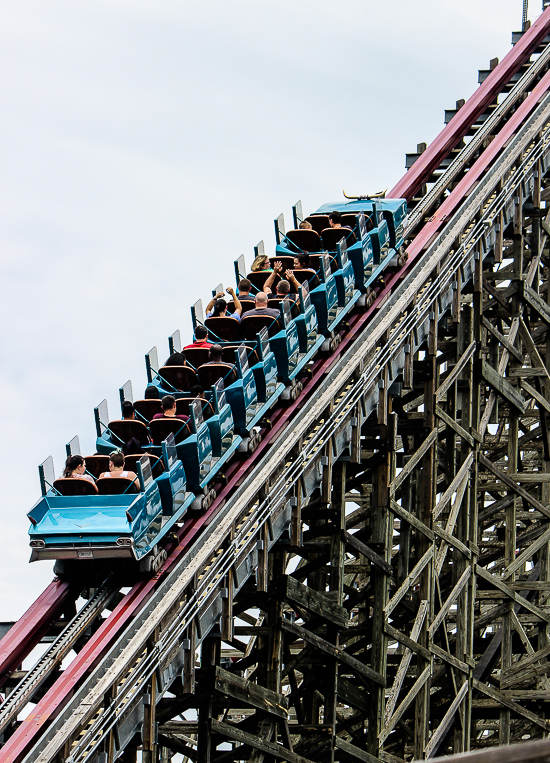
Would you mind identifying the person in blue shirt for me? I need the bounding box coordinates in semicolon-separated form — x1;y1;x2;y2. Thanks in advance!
206;286;242;321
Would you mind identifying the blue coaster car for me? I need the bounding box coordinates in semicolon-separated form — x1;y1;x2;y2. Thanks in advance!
274;198;407;299
249;328;281;403
28;440;194;564
145;341;258;441
94;395;213;492
309;254;339;335
314;198;407;251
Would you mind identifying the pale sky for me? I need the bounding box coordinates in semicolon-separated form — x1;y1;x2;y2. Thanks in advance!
0;0;540;620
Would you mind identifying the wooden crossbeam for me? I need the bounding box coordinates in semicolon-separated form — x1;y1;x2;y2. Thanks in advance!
389;428;438;494
500;642;550;681
384;547;434;617
521;380;550;415
211;719;315;763
424;682;468;758
476;565;550;624
435;405;476;447
482;317;524;363
281;575;348;628
390;500;434;541
280;619;385;687
214;667;288;718
433;454;474;520
429;642;469;675
478;359;527;413
521;281;550;326
436;340;477;400
384;621;431;661
519;317;550;380
334;737;380;763
338;678;371;714
429;568;471;636
384;601;429;725
478;453;550;519
472;679;550;732
433;526;471;560
502;524;550;580
379;667;431;743
344;531;392;575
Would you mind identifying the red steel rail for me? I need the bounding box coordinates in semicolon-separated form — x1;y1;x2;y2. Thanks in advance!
389;6;550;201
0;580;72;688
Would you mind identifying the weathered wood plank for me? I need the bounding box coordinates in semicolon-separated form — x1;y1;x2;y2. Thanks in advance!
435;405;475;446
384;601;429;725
500;642;550;679
476;565;550;624
482;317;524;363
502;524;550;580
521;380;550;416
334;737;380;763
433;526;472;560
280;619;385;687
472;679;550;731
211;719;315;763
384;621;431;661
479;454;550;519
214;667;288;719
433;454;474;521
478;359;527;413
379;666;431;743
521;281;550;326
436;340;478;401
429;642;469;674
281;575;348;628
389;429;439;494
384;547;434;617
390;499;434;541
424;682;468;758
428;568;471;636
344;531;392;575
337;678;370;714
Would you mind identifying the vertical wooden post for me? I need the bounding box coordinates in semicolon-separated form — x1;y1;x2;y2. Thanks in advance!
368;368;392;756
197;635;220;763
142;630;159;763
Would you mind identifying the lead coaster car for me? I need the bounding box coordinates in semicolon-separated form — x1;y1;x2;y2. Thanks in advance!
28;436;194;568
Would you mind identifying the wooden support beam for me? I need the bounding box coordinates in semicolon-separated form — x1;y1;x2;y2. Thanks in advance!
214;667;288;718
379;667;431;743
334;737;381;763
479;453;550;519
478;359;527;413
521;281;550;326
424;683;469;758
384;547;434;617
343;531;392;575
472;679;550;732
476;565;550;624
280;619;385;687
211;719;315;763
281;575;348;628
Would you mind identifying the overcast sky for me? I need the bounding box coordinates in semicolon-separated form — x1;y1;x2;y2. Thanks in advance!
0;0;542;620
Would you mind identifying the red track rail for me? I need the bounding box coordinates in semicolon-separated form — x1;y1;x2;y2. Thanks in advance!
0;580;72;687
388;7;550;202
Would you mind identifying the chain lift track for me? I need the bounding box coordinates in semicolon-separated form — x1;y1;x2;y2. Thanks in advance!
5;8;550;763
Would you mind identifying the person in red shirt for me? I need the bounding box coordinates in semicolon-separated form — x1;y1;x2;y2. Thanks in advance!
184;325;212;349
